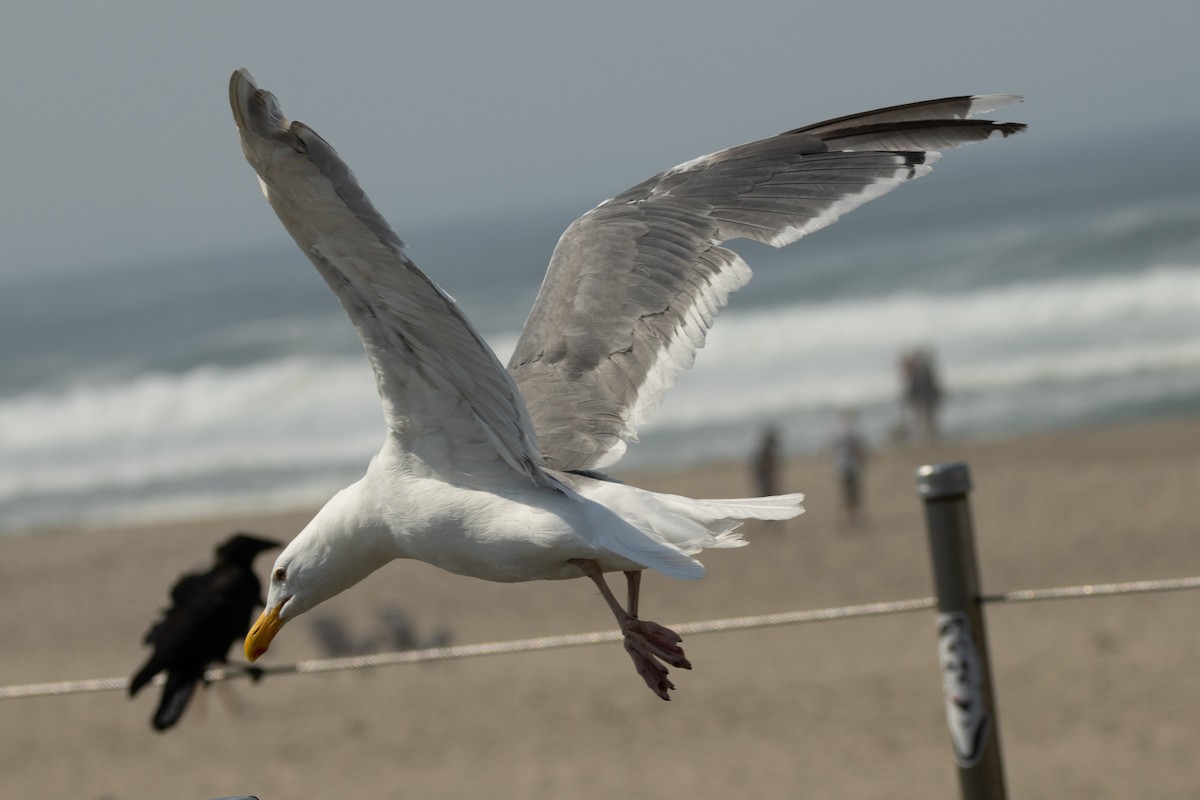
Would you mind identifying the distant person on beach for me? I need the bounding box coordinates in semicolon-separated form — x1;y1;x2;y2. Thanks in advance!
830;410;869;529
900;347;943;443
751;425;782;497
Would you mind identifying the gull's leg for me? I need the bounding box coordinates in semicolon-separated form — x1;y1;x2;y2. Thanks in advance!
625;570;641;617
570;559;690;700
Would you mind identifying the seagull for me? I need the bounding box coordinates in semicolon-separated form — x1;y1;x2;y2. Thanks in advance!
231;69;1023;699
130;532;280;729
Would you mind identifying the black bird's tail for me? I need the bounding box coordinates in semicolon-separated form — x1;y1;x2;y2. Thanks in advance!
151;668;203;731
128;658;161;697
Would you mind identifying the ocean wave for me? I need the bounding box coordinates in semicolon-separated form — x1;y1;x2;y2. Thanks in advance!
639;263;1200;429
0;357;381;503
3;264;1199;532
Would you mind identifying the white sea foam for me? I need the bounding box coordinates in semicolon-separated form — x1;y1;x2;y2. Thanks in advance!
0;357;381;507
643;263;1200;429
3;264;1199;532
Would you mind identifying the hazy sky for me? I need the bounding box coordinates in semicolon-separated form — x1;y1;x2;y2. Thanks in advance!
2;1;1197;280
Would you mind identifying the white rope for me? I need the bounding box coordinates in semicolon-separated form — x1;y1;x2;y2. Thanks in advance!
0;676;131;699
280;596;940;676
0;596;936;700
980;574;1200;604
3;574;1195;702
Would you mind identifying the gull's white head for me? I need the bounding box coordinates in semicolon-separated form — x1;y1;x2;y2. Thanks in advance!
244;485;395;662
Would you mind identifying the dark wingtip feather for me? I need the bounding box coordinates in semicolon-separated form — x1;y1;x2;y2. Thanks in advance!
995;121;1027;137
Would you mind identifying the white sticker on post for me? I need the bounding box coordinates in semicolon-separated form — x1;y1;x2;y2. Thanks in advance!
936;611;991;767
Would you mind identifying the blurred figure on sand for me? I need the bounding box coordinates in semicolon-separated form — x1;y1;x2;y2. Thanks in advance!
830;410;869;530
752;425;782;497
899;347;943;443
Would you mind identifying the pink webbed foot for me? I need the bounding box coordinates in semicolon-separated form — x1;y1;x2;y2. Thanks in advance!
570;559;693;700
621;617;691;700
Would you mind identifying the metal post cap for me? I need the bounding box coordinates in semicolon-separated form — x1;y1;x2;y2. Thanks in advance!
915;462;973;499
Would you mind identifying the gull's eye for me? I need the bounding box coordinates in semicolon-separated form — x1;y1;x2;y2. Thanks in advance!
273;567;287;582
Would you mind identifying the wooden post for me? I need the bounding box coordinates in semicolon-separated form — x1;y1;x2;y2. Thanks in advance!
917;462;1007;800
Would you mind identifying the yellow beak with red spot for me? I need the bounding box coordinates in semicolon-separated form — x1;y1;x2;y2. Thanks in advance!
245;601;288;662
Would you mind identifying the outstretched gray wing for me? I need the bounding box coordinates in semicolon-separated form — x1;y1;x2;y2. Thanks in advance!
507;95;1024;471
230;70;557;490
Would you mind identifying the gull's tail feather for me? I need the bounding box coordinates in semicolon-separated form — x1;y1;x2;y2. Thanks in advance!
692;493;806;522
651;492;805;550
580;481;804;580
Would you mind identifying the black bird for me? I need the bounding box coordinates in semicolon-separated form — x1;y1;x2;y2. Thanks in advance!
130;532;280;731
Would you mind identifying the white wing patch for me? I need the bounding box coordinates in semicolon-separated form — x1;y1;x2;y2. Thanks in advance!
769;156;938;247
614;247;752;448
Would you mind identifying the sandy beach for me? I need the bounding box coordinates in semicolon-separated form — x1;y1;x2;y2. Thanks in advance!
2;415;1198;799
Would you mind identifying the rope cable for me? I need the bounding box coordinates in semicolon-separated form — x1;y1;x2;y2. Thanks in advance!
2;574;1195;702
